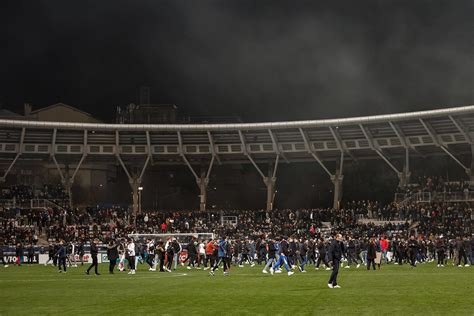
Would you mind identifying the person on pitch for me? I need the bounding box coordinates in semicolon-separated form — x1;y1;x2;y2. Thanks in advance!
127;238;136;274
270;236;294;276
210;235;231;276
328;234;344;288
107;240;119;274
86;239;100;275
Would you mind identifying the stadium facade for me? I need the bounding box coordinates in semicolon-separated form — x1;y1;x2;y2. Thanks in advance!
0;105;473;213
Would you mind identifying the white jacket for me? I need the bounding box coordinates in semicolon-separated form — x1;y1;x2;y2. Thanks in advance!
127;242;136;256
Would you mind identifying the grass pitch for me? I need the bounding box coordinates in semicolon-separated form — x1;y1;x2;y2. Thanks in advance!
0;261;472;315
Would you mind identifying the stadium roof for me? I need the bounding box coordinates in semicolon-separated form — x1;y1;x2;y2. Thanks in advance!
0;104;473;131
0;105;472;172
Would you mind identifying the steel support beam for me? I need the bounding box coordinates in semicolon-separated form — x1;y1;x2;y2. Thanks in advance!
197;156;215;211
51;128;57;156
268;129;289;163
389;121;425;157
51;155;65;183
360;123;401;176
195;156;215;211
116;130;150;215
178;131;199;179
265;157;279;211
239;130;280;210
239;130;266;178
330;152;344;210
1;153;20;182
179;131;215;210
299;128;332;177
329;126;356;161
398;147;411;187
300;128;345;209
388;121;408;149
449;116;473;144
207;131;221;165
0;128;25;182
146;131;155;166
419;118;470;174
470;144;474;181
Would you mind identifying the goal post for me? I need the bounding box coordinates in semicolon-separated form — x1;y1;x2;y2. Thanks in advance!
127;233;215;264
127;232;215;244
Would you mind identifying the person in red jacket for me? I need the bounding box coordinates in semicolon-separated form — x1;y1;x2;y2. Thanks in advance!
380;236;389;263
204;239;215;270
160;222;167;233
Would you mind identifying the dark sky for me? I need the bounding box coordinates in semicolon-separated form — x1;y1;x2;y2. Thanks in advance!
2;0;473;122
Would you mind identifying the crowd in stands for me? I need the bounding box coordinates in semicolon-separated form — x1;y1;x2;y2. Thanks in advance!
0;200;472;249
0;184;69;208
396;176;473;195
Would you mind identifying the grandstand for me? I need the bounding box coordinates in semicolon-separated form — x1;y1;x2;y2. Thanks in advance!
0;105;473;214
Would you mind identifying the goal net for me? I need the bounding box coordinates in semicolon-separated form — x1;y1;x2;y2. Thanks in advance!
127;232;215;245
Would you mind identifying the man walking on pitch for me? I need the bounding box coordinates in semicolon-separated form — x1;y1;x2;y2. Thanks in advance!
127;238;136;274
210;235;230;276
328;234;344;288
56;240;67;273
270;236;294;276
107;240;119;274
86;239;100;275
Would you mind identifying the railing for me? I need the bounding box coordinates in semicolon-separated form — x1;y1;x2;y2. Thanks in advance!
30;199;65;210
394;193;410;204
0;198;66;211
358;219;409;225
395;190;474;205
436;191;474;202
221;215;238;226
0;199;15;208
395;192;432;206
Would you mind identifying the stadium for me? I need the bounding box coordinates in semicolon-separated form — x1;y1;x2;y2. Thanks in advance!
1;2;473;315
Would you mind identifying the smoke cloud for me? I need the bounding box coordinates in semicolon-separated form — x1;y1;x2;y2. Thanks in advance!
1;0;473;121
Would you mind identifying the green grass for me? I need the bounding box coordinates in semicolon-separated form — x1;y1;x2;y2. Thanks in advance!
0;261;472;315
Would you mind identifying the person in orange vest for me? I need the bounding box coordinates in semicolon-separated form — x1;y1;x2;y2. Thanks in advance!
380;236;389;263
204;239;216;270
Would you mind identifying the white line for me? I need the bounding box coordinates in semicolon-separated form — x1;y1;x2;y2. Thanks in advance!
0;273;189;282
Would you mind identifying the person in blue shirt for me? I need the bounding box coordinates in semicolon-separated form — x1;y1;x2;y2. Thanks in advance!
270;237;294;276
56;240;67;273
210;236;230;276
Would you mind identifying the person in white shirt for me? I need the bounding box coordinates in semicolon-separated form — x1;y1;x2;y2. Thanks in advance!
68;242;77;268
118;240;126;272
197;241;206;269
127;238;136;274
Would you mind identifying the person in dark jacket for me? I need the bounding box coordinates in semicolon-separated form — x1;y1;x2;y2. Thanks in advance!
165;240;174;272
86;239;100;275
107;240;119;274
458;237;469;267
408;236;418;267
44;243;55;266
316;238;330;270
56;240;67;273
27;243;35;264
186;238;197;269
77;240;85;266
435;237;446;267
156;241;166;272
367;237;377;270
262;238;276;273
328;234;344;288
